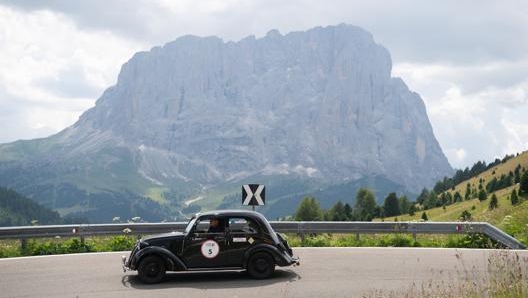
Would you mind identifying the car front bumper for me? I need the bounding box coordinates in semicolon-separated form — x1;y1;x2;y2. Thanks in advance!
122;255;129;272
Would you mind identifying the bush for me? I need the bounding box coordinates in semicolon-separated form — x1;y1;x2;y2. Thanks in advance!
65;238;93;253
455;233;499;249
0;242;20;258
5;235;133;257
21;238;94;256
379;234;414;247
300;234;330;247
460;210;472;221
98;235;137;251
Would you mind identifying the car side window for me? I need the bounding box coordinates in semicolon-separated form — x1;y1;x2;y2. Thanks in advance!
191;217;229;234
192;219;211;233
229;217;259;234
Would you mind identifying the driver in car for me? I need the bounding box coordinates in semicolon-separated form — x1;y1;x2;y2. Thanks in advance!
207;218;225;233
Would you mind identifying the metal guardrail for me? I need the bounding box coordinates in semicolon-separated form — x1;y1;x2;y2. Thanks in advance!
0;221;525;249
274;221;526;249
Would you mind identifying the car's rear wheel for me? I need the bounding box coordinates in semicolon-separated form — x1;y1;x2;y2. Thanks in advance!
138;255;166;284
247;252;275;279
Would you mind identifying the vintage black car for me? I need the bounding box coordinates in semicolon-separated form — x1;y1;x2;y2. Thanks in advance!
122;210;299;283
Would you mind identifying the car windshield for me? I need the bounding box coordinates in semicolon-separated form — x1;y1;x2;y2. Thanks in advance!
184;216;198;234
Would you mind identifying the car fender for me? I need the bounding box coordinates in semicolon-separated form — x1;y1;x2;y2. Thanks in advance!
243;243;291;267
133;246;186;271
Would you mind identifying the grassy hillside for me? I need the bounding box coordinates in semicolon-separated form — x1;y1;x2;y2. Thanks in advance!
385;151;528;245
448;151;528;198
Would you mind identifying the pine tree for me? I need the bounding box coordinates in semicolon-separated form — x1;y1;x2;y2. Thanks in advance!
344;203;353;220
328;201;347;221
408;204;416;216
398;196;411;215
478;189;488;201
423;191;438;210
421;211;428;221
464;183;471;200
486;177;498;193
489;194;498;210
383;192;400;217
453;191;462;203
441;192;452;205
514;164;522;184
520;171;528;197
416;188;429;205
510;189;519;205
294;197;322;221
354;188;377;221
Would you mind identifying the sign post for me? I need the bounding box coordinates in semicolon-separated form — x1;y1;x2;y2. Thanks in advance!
242;184;265;211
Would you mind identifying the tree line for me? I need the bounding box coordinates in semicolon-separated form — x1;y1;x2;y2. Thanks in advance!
294;188;414;221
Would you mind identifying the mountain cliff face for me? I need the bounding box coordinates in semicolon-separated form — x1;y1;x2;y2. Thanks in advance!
0;24;452;222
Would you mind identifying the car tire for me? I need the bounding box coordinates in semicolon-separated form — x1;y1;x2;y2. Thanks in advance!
247;252;275;279
138;255;166;284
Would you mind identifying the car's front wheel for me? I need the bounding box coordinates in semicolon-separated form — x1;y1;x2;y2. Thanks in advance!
138;255;166;284
247;252;275;279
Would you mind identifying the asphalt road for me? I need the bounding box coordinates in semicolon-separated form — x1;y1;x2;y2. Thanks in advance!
1;247;527;298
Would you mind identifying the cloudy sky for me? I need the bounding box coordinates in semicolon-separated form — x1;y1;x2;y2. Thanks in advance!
0;0;527;169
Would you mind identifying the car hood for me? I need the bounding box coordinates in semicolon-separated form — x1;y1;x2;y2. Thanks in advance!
143;231;185;242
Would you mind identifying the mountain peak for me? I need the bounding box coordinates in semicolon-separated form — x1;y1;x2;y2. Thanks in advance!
266;29;281;38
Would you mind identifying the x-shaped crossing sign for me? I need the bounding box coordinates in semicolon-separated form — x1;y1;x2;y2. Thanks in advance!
242;184;265;206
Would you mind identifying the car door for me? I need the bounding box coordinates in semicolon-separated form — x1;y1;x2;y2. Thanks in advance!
224;216;261;267
181;217;228;268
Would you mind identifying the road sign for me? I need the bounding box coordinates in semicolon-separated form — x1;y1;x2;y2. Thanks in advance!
242;184;265;206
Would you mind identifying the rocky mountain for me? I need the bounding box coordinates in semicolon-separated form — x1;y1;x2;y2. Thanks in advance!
0;24;453;222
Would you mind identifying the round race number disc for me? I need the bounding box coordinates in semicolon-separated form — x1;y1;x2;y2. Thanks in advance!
201;240;220;259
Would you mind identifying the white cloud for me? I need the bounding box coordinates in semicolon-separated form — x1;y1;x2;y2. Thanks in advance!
394;61;528;168
0;5;144;142
454;148;467;164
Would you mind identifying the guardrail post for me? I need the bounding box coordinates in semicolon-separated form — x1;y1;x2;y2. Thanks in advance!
355;233;360;242
299;232;305;243
20;239;28;252
72;226;85;245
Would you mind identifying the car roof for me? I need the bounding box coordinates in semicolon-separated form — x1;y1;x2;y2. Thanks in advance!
195;209;268;221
